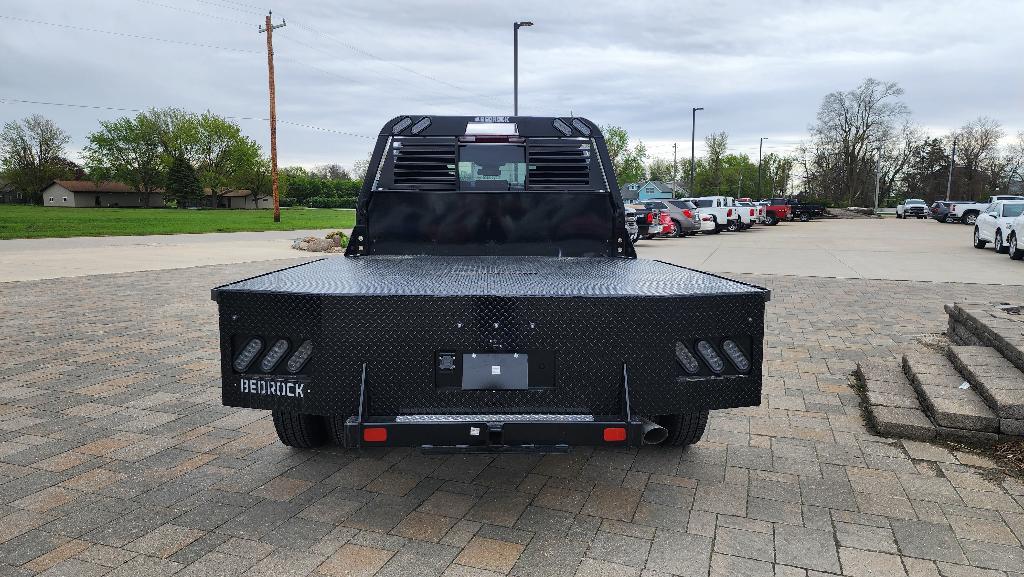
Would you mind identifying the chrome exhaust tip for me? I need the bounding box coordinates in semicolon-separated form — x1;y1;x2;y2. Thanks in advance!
641;418;669;445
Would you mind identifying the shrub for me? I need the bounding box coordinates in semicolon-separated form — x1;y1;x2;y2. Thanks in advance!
306;196;357;209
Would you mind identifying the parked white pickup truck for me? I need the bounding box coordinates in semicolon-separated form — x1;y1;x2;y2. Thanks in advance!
952;195;1024;225
896;198;929;219
974;200;1024;253
683;196;742;233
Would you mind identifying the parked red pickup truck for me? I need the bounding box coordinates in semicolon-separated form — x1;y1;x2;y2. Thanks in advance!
740;197;788;226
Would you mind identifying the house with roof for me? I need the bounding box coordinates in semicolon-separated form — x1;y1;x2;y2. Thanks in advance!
621;180;687;202
0;179;23;203
42;180;166;207
41;180;268;209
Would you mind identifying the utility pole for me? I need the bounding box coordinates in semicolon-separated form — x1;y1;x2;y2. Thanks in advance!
690;107;703;193
946;137;957;201
513;21;533;116
260;11;286;223
737;172;743;196
757;137;767;198
873;145;881;211
672;142;677;182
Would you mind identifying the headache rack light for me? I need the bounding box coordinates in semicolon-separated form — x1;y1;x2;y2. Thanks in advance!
465;122;518;135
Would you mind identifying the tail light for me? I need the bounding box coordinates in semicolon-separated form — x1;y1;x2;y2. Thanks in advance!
727;209;733;217
363;427;387;442
683;209;693;219
749;209;755;216
603;427;627;442
646;213;654;223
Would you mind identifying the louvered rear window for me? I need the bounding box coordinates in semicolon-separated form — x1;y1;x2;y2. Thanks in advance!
527;138;593;190
386;137;457;190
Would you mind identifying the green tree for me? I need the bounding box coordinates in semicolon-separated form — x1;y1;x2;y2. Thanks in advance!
83;112;165;207
165;154;202;207
0;114;73;203
647;157;675;182
601;125;647;186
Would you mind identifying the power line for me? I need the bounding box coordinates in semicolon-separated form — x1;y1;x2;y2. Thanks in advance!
131;0;251;25
0;14;259;54
182;0;510;107
0;97;374;139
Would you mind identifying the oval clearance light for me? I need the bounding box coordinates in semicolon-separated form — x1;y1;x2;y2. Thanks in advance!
391;117;413;134
233;338;263;372
570;118;592;136
410;116;431;134
260;339;290;372
286;340;313;373
674;342;700;374
696;340;724;373
552;118;572;136
722;339;750;372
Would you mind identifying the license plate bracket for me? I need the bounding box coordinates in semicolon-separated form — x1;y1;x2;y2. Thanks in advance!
461;353;529;390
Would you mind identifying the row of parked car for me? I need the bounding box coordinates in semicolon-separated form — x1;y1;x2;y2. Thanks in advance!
624;196;825;242
896;195;1024;261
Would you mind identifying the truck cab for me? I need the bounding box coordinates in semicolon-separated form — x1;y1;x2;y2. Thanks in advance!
211;116;768;452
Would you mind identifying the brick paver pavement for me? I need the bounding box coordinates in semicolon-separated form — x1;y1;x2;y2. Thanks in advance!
3;259;1024;576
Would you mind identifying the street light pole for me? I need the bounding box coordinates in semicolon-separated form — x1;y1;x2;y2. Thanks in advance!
690;107;703;193
757;137;767;198
513;21;533;116
946;137;957;201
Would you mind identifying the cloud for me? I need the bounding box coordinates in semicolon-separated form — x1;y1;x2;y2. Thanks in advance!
1;0;1020;167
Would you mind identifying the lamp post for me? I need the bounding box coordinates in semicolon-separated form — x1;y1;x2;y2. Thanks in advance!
689;107;703;192
513;21;533;116
757;137;767;198
946;137;957;201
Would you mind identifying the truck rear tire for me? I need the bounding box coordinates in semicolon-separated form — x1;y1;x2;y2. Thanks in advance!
656;411;710;446
764;214;778;226
272;410;328;448
799;213;810;222
962;212;978;225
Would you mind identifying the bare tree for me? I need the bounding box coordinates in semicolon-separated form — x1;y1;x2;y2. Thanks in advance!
952;117;1005;199
809;78;909;205
313;163;351;180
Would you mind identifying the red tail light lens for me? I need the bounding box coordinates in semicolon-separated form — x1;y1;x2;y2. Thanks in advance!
646;213;653;223
749;209;755;216
603;427;627;442
727;209;733;217
363;427;387;442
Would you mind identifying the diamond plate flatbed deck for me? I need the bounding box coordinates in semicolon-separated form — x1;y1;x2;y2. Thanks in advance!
212;256;770;300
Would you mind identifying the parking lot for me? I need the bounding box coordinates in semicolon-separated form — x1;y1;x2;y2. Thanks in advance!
3;218;1024;577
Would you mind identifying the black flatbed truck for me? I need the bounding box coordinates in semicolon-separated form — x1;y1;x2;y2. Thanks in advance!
212;116;769;451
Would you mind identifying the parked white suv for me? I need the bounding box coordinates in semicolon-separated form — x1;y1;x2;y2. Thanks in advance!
683;196;742;233
973;200;1024;253
1007;211;1024;260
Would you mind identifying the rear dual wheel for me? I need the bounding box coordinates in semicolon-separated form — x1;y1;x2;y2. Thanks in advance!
272;410;329;448
655;411;710;446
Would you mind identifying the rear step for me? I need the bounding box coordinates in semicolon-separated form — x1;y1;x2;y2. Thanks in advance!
903;349;998;442
950;345;1024;435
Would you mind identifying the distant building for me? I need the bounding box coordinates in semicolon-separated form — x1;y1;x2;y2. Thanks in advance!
0;179;23;203
42;180;165;208
622;180;688;202
40;180;269;209
207;189;269;209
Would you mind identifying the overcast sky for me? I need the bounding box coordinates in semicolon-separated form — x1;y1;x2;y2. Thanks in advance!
1;0;1021;169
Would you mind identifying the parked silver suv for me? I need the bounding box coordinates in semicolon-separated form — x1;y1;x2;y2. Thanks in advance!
642;200;701;237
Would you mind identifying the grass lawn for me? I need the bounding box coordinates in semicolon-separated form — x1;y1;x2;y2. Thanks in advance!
0;205;356;239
